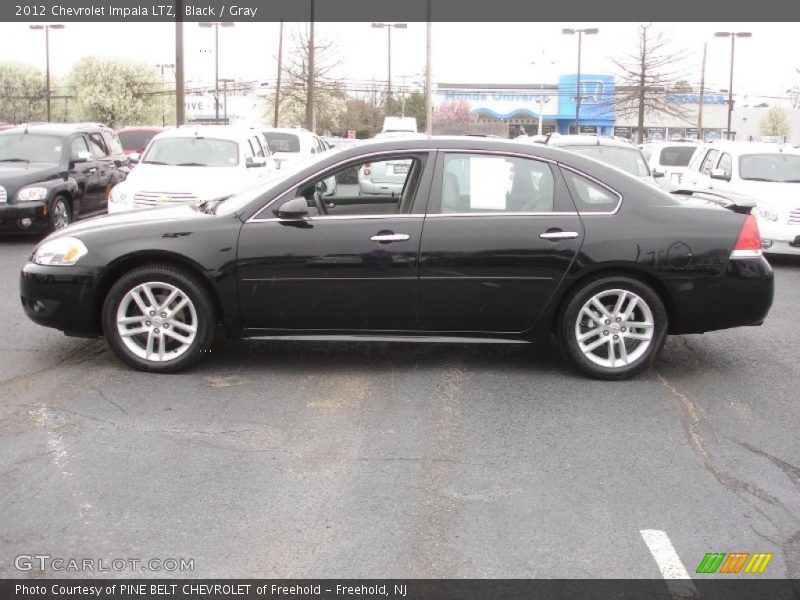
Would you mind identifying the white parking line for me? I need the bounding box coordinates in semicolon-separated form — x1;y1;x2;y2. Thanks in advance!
640;529;700;600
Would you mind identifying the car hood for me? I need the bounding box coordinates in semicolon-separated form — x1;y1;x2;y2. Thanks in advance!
125;164;246;199
733;181;800;216
0;162;63;193
55;204;204;238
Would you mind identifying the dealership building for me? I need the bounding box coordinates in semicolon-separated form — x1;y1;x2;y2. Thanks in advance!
434;74;787;142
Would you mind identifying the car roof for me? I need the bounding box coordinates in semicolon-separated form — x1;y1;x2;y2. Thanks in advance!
545;134;637;148
157;125;263;141
117;126;166;133
695;140;800;155
0;123;112;136
262;127;315;136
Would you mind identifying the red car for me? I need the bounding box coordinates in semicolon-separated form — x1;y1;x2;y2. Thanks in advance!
116;126;165;157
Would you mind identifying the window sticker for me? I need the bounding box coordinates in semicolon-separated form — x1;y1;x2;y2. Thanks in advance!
469;157;509;210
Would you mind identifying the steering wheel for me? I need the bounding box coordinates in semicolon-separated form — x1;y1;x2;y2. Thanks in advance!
312;190;328;216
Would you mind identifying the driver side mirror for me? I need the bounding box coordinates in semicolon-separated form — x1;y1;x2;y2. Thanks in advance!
128;152;141;164
72;150;92;164
710;168;730;181
274;196;309;219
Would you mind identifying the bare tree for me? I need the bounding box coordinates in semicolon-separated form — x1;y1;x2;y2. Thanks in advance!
607;24;691;143
282;23;342;133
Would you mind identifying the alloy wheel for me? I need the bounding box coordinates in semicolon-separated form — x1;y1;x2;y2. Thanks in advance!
115;281;198;362
574;289;655;369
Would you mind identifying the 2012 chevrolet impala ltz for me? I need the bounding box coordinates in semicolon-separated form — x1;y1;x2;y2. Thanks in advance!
20;137;774;379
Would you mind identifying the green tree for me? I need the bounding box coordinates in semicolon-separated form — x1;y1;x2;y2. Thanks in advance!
67;57;163;128
759;107;791;137
400;92;427;132
0;62;46;124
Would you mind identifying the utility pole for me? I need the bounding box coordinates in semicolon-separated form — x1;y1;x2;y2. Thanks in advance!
29;24;64;122
273;20;284;128
562;27;598;134
372;22;407;114
697;43;706;139
175;1;185;126
156;63;175;127
306;3;316;133
715;31;752;140
425;14;432;135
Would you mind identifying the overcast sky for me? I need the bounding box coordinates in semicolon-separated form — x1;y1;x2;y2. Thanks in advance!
1;21;798;105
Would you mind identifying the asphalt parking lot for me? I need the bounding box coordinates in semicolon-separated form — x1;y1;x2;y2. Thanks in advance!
1;235;799;581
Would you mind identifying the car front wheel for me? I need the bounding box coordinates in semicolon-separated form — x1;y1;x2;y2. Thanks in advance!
558;275;668;380
102;265;216;373
49;196;71;231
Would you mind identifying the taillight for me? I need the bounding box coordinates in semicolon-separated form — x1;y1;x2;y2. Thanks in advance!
363;162;371;176
731;214;762;258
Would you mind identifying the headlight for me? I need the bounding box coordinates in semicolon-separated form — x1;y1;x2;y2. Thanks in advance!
32;236;88;266
17;186;48;202
108;185;132;213
752;207;778;222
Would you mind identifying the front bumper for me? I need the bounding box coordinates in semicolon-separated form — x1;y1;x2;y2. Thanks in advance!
0;201;49;233
20;262;101;337
666;255;774;334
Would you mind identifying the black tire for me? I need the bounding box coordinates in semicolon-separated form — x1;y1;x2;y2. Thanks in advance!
557;275;668;380
102;264;216;373
49;195;72;232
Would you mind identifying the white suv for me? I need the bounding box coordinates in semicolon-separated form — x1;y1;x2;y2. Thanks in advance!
640;140;701;191
684;141;800;256
108;125;274;213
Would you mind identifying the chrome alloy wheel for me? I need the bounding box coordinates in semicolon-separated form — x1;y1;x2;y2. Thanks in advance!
115;281;198;362
574;289;655;369
52;199;70;230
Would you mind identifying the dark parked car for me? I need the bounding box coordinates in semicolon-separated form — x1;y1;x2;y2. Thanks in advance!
0;123;128;233
20;137;774;379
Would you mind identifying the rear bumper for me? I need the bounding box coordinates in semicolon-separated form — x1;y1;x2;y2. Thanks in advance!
359;180;404;196
0;201;49;233
666;256;774;334
20;262;101;337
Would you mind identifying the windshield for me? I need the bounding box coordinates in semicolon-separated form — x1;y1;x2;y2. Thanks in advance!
213;154;331;216
263;132;300;153
739;153;800;182
0;133;64;163
659;145;697;167
567;145;651;177
118;130;159;152
143;137;239;167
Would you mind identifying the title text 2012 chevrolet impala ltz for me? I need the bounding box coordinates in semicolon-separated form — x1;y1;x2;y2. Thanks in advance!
20;138;774;380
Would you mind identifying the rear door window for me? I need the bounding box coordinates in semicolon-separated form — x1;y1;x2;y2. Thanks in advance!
561;169;621;213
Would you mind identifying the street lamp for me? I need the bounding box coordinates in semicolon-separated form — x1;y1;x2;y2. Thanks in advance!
29;24;65;122
156;63;175;127
371;22;407;113
199;22;235;122
562;27;598;134
531;50;556;136
715;31;752;140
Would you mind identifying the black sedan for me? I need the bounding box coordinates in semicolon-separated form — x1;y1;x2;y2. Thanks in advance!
20;137;774;379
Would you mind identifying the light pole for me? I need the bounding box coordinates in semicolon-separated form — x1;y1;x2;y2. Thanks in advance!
156;63;175;126
199;22;234;122
562;27;598;134
29;24;64;122
715;31;752;140
531;50;556;135
372;22;407;113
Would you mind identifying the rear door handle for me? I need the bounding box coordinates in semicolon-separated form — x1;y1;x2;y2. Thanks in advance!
539;231;579;240
370;233;410;242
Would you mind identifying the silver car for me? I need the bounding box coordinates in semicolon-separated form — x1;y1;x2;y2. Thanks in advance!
358;159;413;195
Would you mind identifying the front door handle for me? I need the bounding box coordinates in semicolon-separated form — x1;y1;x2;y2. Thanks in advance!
370;233;410;243
539;231;579;240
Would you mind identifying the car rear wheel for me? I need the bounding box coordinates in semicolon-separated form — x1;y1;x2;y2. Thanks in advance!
49;196;71;231
102;265;216;373
558;275;667;380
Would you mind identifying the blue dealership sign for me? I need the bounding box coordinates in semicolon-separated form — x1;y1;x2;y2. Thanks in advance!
557;74;615;121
